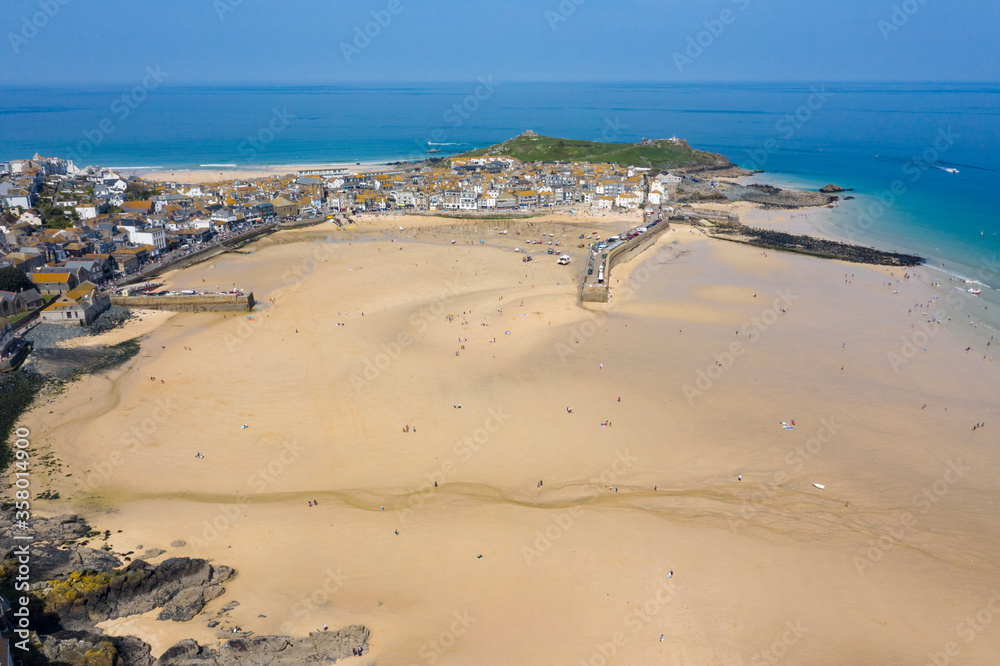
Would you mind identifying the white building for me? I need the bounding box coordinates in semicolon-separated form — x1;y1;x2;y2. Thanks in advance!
459;191;478;211
126;227;166;251
211;208;238;224
392;191;416;207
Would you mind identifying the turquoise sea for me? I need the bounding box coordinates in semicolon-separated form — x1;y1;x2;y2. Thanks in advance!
1;81;998;296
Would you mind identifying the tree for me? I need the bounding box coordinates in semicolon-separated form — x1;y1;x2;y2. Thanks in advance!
46;217;73;230
0;267;34;293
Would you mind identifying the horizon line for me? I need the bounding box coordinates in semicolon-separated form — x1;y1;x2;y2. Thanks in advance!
2;79;999;90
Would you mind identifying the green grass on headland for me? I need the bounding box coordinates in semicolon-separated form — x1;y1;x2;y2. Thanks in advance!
448;134;733;170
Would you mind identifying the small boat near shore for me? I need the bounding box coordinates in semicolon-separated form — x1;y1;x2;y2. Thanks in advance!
968;288;982;295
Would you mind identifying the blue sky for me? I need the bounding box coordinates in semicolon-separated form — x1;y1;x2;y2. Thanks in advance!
2;0;998;85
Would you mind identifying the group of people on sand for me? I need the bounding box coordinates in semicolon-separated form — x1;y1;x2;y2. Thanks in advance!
403;424;415;432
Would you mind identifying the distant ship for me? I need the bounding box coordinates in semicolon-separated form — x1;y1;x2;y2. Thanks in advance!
943;167;959;174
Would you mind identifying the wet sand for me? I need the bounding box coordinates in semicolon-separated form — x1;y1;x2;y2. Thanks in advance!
24;213;1000;664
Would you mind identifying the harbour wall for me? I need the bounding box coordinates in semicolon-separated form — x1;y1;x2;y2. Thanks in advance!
111;292;255;313
580;222;672;303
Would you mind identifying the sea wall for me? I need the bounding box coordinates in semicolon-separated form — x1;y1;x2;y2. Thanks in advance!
580;222;672;303
119;224;277;287
580;285;607;303
111;292;255;313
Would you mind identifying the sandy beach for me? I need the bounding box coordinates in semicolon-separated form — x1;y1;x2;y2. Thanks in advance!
24;210;1000;664
133;162;407;185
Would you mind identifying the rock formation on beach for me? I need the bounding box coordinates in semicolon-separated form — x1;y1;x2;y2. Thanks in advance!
0;514;370;665
704;222;924;266
155;627;371;665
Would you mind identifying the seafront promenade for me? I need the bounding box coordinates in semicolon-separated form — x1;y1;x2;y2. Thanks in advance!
118;223;279;287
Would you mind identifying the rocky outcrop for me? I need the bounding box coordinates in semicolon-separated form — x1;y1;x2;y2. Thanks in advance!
27;541;123;583
674;179;839;209
707;223;924;266
0;514;371;665
35;557;235;628
819;184;848;193
735;183;836;209
155;626;370;665
37;631;154;666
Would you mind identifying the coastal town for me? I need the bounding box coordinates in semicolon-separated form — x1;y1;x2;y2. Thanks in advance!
0;138;687;345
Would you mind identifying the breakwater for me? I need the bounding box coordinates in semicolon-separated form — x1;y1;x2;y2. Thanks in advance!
111;292;255;313
580;221;672;303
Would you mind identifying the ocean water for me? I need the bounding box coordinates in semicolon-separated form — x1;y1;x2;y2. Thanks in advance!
1;81;998;291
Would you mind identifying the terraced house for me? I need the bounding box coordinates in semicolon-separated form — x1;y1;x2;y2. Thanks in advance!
39;281;111;326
